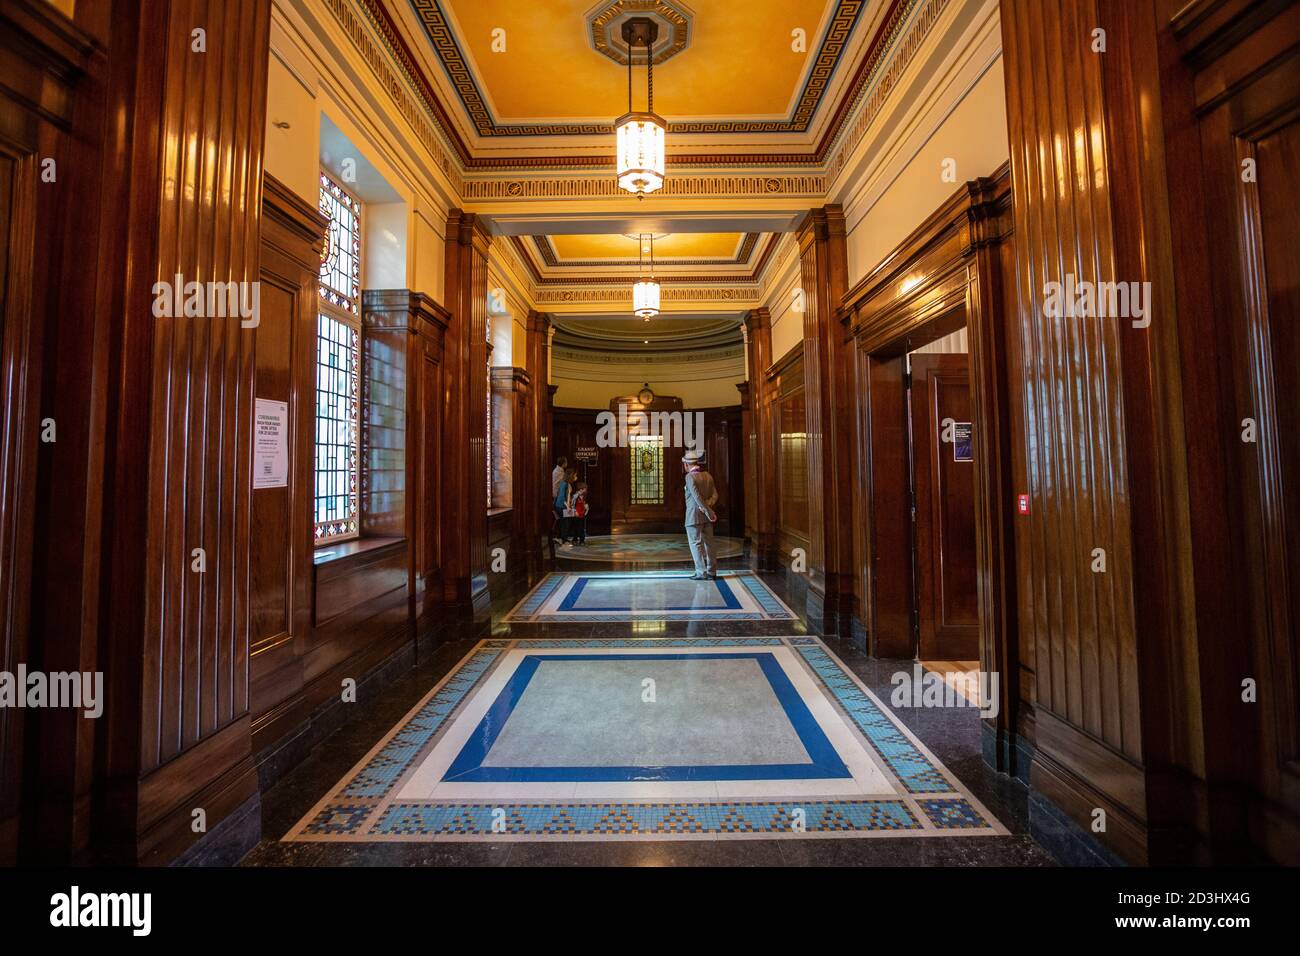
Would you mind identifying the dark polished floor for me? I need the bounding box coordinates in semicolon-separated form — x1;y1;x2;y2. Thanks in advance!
242;548;1055;866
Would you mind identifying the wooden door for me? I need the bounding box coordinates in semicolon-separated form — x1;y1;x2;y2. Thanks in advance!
1171;0;1300;861
909;354;979;659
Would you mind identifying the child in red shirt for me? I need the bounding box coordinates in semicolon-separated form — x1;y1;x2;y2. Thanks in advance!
572;482;589;545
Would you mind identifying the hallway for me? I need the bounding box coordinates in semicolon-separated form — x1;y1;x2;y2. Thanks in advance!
3;0;1297;897
244;545;1050;866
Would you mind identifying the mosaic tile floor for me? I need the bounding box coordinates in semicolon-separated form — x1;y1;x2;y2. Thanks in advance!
503;571;798;623
555;533;744;563
284;636;1007;842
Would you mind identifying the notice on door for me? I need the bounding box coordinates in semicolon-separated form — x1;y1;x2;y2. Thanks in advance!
952;422;973;462
254;398;289;489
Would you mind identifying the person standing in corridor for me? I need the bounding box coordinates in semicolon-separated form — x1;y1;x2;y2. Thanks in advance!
682;449;718;580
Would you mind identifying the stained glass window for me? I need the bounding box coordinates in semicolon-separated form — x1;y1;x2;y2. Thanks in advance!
315;172;362;543
630;435;664;505
319;172;361;314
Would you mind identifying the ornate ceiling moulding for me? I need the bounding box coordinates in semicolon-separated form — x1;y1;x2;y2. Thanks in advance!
395;0;868;138
587;0;693;67
509;235;781;288
530;233;760;269
462;173;825;201
535;287;759;304
347;0;935;175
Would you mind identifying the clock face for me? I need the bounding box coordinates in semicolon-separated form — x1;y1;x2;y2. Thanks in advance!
637;386;655;404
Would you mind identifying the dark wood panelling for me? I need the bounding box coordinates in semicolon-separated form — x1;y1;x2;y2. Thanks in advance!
526;311;553;546
994;0;1291;862
1158;0;1300;863
796;206;855;633
0;0;95;865
442;211;491;618
841;168;1019;764
1002;1;1150;862
361;289;449;636
551;406;610;533
767;345;810;562
743;308;778;568
490;365;535;554
247;174;327;764
609;393;687;534
863;353;911;658
76;0;275;864
552;403;741;538
251;174;327;660
910;354;979;660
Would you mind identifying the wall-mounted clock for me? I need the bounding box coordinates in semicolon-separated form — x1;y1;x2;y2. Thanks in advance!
637;384;655;404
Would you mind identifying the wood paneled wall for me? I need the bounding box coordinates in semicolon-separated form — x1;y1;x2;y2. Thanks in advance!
44;0;277;865
1154;0;1300;864
490;365;538;555
442;211;491;618
608;394;687;534
526;311;553;544
0;0;96;865
998;0;1300;864
551;403;743;537
840;169;1020;759
249;176;328;759
551;406;609;534
796;207;855;633
766;345;810;564
1002;0;1169;864
742;308;777;568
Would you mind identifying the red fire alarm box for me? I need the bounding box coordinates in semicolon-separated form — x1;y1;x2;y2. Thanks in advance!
1017;493;1030;515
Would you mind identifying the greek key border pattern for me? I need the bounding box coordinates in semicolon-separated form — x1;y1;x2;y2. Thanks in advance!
410;0;864;138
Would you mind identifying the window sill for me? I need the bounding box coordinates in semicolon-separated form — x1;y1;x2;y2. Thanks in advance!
313;535;405;567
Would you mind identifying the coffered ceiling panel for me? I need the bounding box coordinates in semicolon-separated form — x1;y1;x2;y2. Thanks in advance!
437;0;838;124
547;232;748;262
388;0;879;145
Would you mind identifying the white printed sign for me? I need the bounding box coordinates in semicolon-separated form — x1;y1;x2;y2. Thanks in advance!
254;398;289;489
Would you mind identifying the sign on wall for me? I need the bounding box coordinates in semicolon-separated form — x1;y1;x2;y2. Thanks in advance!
254;398;289;489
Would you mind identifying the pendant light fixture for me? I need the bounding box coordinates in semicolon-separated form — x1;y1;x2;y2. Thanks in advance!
615;17;666;197
632;233;661;319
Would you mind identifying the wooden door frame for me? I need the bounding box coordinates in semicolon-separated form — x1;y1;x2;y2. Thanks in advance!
909;352;981;661
840;165;1023;775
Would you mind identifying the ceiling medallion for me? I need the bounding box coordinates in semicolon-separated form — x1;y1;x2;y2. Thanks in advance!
587;1;693;67
614;16;666;197
632;233;660;320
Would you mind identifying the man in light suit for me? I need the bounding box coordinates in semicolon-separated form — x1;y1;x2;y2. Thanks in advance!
682;448;719;580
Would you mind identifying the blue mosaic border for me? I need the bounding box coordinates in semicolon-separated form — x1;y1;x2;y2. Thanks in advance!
443;653;851;783
289;636;1000;842
339;650;499;798
510;637;784;648
503;572;797;623
736;575;790;617
361;799;930;836
794;644;954;794
509;574;566;618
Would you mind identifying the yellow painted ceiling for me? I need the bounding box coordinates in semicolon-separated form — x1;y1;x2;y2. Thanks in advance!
549;233;744;260
443;0;833;120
